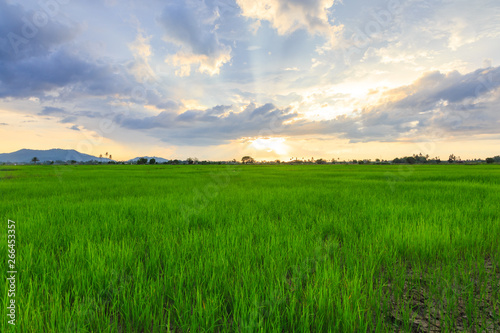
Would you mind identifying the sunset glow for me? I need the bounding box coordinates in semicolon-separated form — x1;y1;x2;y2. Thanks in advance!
1;0;499;160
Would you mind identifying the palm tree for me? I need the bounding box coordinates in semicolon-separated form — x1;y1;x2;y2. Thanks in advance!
32;157;39;165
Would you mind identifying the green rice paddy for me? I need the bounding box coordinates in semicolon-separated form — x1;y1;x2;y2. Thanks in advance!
1;164;499;332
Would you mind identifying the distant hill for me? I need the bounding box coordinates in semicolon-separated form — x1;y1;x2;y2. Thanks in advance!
0;149;110;163
127;156;170;163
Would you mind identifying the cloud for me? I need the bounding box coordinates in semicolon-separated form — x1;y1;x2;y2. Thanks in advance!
0;0;80;62
422;1;500;51
247;45;261;51
158;0;232;76
117;103;297;145
236;0;342;42
311;66;500;142
390;67;500;110
0;0;144;101
170;51;231;77
117;110;175;130
60;116;77;124
340;0;500;69
0;47;137;99
2;0;498;158
0;122;7;126
128;30;155;83
0;1;166;104
38;106;67;116
69;125;80;131
114;66;500;145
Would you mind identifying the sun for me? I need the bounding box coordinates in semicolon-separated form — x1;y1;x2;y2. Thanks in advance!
249;137;289;155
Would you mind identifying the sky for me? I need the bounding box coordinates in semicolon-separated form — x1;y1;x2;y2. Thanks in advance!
1;0;500;161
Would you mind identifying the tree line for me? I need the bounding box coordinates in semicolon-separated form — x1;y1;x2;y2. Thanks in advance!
22;154;500;165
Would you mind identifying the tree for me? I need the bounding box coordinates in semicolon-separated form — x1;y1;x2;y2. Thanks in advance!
414;153;428;164
448;154;456;163
406;156;416;164
315;159;326;164
149;158;156;165
32;157;39;164
137;157;148;165
486;157;494;164
241;156;254;164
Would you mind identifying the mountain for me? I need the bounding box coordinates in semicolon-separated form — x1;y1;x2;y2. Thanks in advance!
127;156;170;163
0;149;110;163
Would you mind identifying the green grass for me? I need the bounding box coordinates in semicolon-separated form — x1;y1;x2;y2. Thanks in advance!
1;164;499;332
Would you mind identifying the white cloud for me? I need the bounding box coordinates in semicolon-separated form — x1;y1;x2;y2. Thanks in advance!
158;0;232;77
247;45;261;51
128;31;155;83
169;50;232;77
249;19;261;35
236;0;342;43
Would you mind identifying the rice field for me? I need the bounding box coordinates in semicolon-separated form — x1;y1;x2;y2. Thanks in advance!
1;164;499;332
